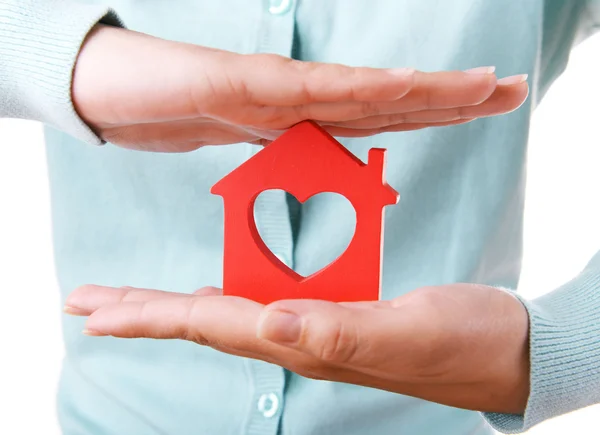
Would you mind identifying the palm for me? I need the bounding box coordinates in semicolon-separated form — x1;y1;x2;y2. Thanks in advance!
65;283;529;414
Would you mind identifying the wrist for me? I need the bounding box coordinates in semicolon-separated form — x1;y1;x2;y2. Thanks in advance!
72;24;130;130
491;290;531;414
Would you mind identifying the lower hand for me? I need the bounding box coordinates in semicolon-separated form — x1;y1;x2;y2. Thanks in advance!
65;283;530;414
73;25;528;151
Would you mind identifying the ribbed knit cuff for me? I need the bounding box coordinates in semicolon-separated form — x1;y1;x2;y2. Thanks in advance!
0;1;124;145
483;251;600;433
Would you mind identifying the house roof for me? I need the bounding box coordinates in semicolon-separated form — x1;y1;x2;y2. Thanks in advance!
211;121;399;205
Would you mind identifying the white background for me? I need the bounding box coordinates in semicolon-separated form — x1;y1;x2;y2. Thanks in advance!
0;35;599;435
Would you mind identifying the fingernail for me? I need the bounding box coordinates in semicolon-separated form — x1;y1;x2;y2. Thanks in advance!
498;74;528;85
63;305;88;316
465;66;496;75
257;310;302;344
387;67;415;76
82;329;106;337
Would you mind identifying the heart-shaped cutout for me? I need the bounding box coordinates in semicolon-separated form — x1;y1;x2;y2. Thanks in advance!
253;190;356;278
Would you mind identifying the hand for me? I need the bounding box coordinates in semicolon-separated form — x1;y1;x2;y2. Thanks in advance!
73;25;528;152
65;283;530;414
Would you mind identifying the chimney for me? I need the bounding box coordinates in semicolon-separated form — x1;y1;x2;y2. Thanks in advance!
367;148;387;181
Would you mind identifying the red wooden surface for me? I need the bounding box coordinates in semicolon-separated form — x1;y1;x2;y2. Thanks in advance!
211;120;399;304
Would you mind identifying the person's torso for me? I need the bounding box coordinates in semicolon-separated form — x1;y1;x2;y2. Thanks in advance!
45;1;587;434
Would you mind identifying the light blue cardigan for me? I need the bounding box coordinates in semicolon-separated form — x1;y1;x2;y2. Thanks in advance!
1;1;600;434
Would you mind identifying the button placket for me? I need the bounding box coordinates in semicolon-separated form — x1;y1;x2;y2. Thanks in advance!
269;0;293;16
245;171;291;435
256;0;296;56
243;4;297;434
245;360;286;435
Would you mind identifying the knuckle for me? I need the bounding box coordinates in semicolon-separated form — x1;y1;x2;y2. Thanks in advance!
274;58;316;104
360;101;381;117
250;53;278;64
472;77;496;104
288;58;312;72
194;68;219;111
302;62;351;101
298;79;314;104
193;286;219;296
259;106;298;129
385;113;406;127
401;286;444;308
392;112;408;124
259;53;299;77
422;87;434;110
134;301;151;327
192;336;211;346
121;288;146;302
315;321;359;364
181;298;201;342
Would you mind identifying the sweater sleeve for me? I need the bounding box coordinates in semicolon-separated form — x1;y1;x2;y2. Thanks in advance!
482;3;600;432
535;0;600;103
0;0;124;145
483;251;600;433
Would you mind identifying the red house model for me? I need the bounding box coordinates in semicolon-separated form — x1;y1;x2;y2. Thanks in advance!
211;120;399;304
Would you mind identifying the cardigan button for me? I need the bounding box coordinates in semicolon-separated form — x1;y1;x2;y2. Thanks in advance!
269;0;293;15
257;392;280;418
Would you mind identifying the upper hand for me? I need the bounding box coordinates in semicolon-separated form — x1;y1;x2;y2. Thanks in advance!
65;283;530;414
72;25;529;152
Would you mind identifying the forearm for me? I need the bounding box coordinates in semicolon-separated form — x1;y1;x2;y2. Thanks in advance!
484;251;600;433
0;0;123;144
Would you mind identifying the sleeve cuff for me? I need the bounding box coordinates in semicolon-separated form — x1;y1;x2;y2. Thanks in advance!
0;1;125;145
483;252;600;433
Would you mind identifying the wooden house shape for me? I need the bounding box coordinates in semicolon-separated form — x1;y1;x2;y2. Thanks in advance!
211;120;399;304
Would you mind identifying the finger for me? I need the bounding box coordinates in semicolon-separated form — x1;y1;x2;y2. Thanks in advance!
458;78;529;118
233;54;417;105
64;285;219;316
321;118;475;138
81;295;329;378
256;298;456;385
83;295;264;341
298;69;498;122
81;294;373;383
102;119;260;152
81;293;444;399
321;81;528;129
256;299;415;366
387;69;498;110
396;79;528;123
65;285;182;316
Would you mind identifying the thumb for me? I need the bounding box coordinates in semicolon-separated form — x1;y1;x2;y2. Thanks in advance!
256;299;395;365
